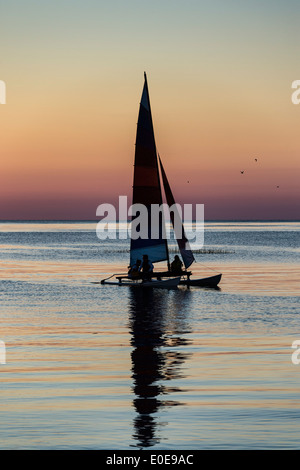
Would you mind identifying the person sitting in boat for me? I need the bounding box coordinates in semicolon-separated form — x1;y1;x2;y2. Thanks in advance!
140;254;154;281
128;259;141;279
170;255;183;274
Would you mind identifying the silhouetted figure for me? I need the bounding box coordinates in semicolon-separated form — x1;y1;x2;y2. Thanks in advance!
128;259;141;279
140;254;154;281
170;255;183;274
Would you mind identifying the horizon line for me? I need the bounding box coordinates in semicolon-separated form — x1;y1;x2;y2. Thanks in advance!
1;219;300;223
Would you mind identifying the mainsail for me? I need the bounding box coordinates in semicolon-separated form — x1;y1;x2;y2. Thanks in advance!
130;73;169;267
159;155;195;269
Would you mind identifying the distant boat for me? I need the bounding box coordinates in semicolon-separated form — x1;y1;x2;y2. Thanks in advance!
101;73;222;288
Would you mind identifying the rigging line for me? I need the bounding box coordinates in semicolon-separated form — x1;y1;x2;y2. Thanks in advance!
194;262;221;273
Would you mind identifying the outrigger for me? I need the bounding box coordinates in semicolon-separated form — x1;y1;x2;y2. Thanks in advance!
100;73;222;289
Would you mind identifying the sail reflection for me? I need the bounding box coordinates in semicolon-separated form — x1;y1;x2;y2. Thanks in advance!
128;287;192;448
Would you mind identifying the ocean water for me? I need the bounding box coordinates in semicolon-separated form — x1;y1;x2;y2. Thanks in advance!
0;221;299;450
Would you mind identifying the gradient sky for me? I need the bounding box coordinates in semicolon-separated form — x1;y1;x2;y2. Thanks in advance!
0;0;299;220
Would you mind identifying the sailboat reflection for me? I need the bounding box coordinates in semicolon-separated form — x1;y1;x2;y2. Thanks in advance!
128;287;192;448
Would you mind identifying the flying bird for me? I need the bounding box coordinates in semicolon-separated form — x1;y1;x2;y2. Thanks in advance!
254;158;258;162
240;171;245;174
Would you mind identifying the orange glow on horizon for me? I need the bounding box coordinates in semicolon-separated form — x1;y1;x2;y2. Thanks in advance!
1;3;299;220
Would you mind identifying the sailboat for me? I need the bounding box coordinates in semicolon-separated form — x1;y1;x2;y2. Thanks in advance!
101;73;222;289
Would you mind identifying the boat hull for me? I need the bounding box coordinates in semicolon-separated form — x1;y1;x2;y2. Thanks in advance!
102;277;181;289
179;273;222;287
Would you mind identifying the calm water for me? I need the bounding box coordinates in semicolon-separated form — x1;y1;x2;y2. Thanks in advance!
0;221;299;449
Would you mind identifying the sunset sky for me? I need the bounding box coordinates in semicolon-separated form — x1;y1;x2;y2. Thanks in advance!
0;0;299;220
